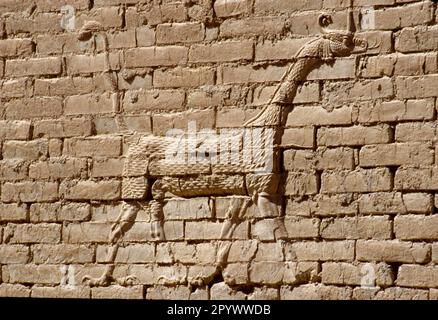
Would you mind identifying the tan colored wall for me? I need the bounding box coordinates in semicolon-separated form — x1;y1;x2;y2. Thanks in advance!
0;0;437;299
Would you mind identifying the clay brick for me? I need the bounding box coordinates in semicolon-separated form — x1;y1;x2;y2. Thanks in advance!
354;0;395;5
281;127;315;148
321;168;392;193
254;242;283;262
321;216;392;240
123;89;185;112
36;34;88;55
35;77;94;96
1;78;33;98
0;284;30;298
0;120;31;140
255;0;322;13
249;262;286;285
5;13;63;35
91;158;123;178
156;242;216;264
357;240;430;263
395;166;438;190
136;27;155;47
287;106;352;127
394;214;438;240
210;282;246;300
29;158;87;179
359;192;433;214
97;244;154;263
5;97;63;120
360;142;434;167
280;284;352;300
216;108;258;127
254;37;309;60
31;287;91;299
5;264;61;285
253;82;320;106
157;22;204;44
393;53;437;76
433;244;438;263
248;287;279;300
1;182;58;202
185;221;248;240
60;180;121;201
375;287;429;300
395;25;438;53
308;58;356;80
163;198;212;220
125;46;188;68
0;159;28;181
397;265;438;288
284;148;354;171
322;262;394;287
323;78;394;105
34;119;93;138
189;41;253;63
66;53;120;74
64;136;122;157
395;122;437;142
3;139;48;160
5;223;61;244
219;17;286;37
287;241;355;261
251;218;287;241
5;57;61;77
63;223;111;243
154;67;215;88
284;171;318;195
374;1;433;30
0;203;27;222
152;109;214;135
318;125;392;146
219;65;286;84
78;6;123;29
286;194;358;217
358;99;435;123
284;217;320;239
106;30;136;49
38;0;90;11
214;0;249;17
396;75;438;99
187;89;227;108
32;244;94;264
360;55;396;78
146;285;189;300
0;245;29;263
65;93;118;115
0;39;33;57
0;0;34;14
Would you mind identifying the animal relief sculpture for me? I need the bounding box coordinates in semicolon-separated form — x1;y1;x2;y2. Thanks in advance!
80;10;368;287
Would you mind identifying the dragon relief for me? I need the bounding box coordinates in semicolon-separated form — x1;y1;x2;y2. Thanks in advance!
79;11;368;287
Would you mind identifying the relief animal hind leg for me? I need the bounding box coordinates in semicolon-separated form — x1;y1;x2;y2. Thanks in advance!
82;201;139;287
151;180;166;241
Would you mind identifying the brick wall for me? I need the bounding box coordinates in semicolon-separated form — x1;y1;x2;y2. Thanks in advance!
0;0;437;299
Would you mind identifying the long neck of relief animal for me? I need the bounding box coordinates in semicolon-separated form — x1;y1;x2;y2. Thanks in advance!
243;41;322;134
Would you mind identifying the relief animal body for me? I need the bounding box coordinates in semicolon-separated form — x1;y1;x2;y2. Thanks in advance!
80;12;368;287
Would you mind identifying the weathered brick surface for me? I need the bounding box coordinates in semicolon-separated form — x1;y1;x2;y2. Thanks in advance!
0;0;435;300
357;240;430;263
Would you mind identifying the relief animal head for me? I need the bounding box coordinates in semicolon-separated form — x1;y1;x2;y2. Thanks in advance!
318;10;368;57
